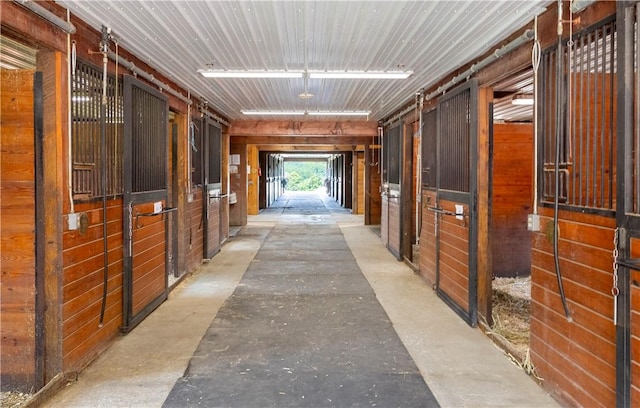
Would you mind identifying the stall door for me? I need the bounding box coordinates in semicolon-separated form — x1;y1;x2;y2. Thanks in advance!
617;3;640;406
382;123;402;259
430;80;478;326
203;118;222;260
122;76;170;332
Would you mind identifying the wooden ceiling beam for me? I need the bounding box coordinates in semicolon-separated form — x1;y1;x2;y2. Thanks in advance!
254;144;366;152
230;135;372;145
229;120;378;137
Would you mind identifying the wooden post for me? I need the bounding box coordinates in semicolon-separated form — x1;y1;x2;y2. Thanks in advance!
476;87;493;325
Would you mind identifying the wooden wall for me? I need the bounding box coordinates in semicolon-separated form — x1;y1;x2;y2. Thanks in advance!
248;146;259;215
491;123;533;277
131;201;166;317
530;209;615;406
631;238;640;403
61;199;123;372
184;190;204;272
419;190;437;286
205;199;221;258
438;200;471;313
381;196;401;258
364;145;381;225
1;69;38;391
230;144;248;226
356;152;365;215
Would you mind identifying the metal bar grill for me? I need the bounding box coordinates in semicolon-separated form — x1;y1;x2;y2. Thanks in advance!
131;84;167;193
384;123;401;186
539;19;616;212
438;89;470;193
421;109;437;188
71;60;122;200
207;122;222;185
635;5;640;214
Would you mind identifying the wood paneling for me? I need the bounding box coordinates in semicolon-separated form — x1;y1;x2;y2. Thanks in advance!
247;145;259;215
230;144;248;226
530;208;616;406
62;198;123;372
419;191;437;286
365;145;381;225
388;197;401;257
632;276;640;402
131;201;166;316
356;152;365;215
492;123;533;277
205;198;221;258
1;69;37;392
438;200;471;313
229;120;377;137
184;190;204;272
381;197;389;247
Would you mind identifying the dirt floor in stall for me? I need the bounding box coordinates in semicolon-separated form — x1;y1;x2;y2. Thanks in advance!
1;391;32;408
489;276;533;373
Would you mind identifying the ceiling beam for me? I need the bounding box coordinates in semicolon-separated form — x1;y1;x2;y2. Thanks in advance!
253;144;365;152
230;135;372;146
228;120;378;137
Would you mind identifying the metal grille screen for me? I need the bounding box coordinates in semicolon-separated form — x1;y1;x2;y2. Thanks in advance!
421;109;437;188
191;118;203;187
71;60;123;199
539;19;616;211
207;122;221;184
438;89;471;193
129;82;167;193
633;8;639;213
385;124;401;185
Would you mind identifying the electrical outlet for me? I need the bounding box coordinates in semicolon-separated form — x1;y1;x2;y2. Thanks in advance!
68;213;79;230
527;214;540;232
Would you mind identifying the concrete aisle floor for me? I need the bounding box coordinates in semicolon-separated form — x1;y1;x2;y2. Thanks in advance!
43;192;559;408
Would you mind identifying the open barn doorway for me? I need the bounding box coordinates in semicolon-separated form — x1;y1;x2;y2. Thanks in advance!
487;67;535;362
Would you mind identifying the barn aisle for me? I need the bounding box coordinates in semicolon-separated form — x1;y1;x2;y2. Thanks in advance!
162;211;438;407
42;191;558;408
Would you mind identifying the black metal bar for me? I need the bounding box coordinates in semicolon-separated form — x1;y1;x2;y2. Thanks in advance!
567;30;580;204
34;71;45;391
599;24;606;208
615;3;635;407
122;76;134;330
578;31;585;206
609;21;616;211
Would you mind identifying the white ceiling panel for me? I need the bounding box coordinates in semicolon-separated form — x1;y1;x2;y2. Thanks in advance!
56;0;549;121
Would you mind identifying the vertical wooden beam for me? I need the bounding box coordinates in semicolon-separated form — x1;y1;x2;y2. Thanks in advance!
229;143;248;226
175;112;187;275
401;122;414;262
476;87;493;325
247;145;259;215
352;148;359;214
38;51;64;385
220;130;230;240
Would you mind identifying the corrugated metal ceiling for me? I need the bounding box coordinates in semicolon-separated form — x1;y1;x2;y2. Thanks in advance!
56;0;549;122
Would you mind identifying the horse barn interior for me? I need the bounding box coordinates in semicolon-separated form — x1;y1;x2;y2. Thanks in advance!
1;0;639;407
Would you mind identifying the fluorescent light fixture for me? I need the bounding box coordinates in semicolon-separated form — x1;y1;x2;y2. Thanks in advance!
307;111;371;116
242;110;306;115
511;94;534;106
308;71;412;79
200;70;304;78
241;110;371;116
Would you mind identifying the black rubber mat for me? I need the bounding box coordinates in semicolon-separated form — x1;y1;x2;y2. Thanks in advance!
163;220;439;407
